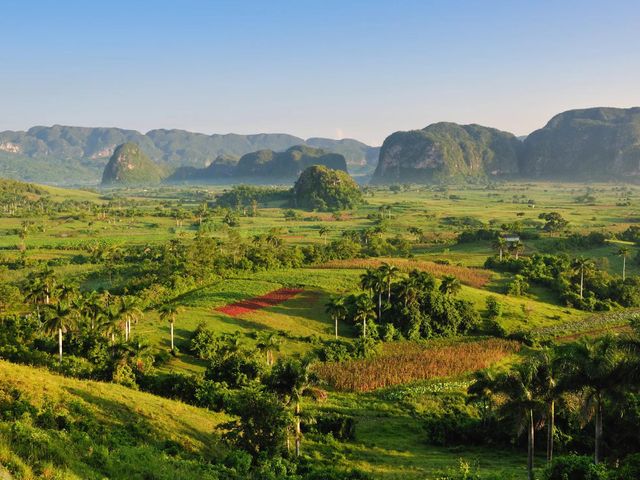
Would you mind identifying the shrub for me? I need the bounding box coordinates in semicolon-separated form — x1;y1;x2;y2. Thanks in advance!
543;455;608;480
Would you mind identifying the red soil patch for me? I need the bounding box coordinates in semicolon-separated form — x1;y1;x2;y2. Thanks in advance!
216;288;304;317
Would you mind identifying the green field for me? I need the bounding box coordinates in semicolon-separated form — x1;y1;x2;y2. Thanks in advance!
2;180;640;479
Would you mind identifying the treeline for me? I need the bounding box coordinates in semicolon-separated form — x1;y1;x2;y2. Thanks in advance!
450;331;640;479
485;253;640;311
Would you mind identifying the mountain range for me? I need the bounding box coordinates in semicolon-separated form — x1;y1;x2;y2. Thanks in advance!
3;107;640;186
0;126;378;184
372;107;640;184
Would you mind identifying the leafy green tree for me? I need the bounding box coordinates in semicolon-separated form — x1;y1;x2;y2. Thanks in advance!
352;294;376;341
539;212;569;234
222;387;291;457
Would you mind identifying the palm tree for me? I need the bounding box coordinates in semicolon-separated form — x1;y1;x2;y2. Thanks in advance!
360;268;385;321
533;349;559;463
378;263;399;303
557;336;623;464
571;256;595;299
119;295;142;341
159;303;181;352
353;293;376;340
268;358;325;456
43;302;74;362
439;275;462;297
467;369;498;428
256;331;281;365
493;237;507;261
509;240;525;260
325;296;347;338
495;360;542;480
318;226;330;245
618;246;630;280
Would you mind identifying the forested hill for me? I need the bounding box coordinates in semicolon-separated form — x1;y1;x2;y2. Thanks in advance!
0;125;379;184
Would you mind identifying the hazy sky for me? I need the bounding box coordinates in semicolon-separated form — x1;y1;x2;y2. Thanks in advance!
1;0;639;145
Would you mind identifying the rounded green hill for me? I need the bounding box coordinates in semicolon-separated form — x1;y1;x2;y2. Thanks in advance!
292;165;362;211
101;142;163;186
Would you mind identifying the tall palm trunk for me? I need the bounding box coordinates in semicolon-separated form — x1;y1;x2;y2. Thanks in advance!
595;399;603;464
377;292;382;321
334;317;338;338
58;328;63;363
623;256;627;280
528;408;535;480
580;268;584;299
387;282;391;303
499;248;503;261
170;321;174;351
295;402;301;456
547;400;555;462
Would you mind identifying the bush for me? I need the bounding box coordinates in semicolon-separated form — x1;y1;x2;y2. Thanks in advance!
543;455;609;480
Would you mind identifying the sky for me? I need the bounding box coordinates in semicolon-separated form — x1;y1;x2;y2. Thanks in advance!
1;0;639;145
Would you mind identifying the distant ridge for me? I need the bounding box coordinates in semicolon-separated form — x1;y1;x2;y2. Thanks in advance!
0;125;379;184
372;107;640;184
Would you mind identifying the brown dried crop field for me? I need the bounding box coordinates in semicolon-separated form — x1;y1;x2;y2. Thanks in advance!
313;257;493;288
315;338;520;392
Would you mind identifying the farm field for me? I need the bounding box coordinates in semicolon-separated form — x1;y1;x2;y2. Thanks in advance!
2;180;640;479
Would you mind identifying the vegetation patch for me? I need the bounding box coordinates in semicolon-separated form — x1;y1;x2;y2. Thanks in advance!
314;257;492;288
216;287;305;317
315;338;519;392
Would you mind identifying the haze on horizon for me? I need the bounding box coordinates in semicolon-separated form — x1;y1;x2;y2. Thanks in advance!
1;0;639;146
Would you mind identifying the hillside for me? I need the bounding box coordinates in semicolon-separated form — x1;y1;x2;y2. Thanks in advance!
101;143;164;186
0;360;229;479
0;126;377;185
371;122;521;184
167;145;348;184
520;106;640;179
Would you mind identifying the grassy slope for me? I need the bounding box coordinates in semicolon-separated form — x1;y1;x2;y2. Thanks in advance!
0;360;229;479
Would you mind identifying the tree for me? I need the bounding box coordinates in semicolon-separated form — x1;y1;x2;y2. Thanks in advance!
539;212;569;234
492;237;507;261
467;369;498;428
509;240;525;260
495;360;543;480
353;293;376;340
557;336;624;464
119;295;142;342
222;387;291;457
378;263;399;303
256;331;281;366
267;358;325;456
159;303;181;352
43;302;74;362
360;268;385;321
439;275;462;297
325;296;347;338
318;226;330;245
572;256;595;299
533;349;559;463
618;246;630;280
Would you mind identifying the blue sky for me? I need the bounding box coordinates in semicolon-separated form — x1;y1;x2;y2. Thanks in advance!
1;0;638;144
